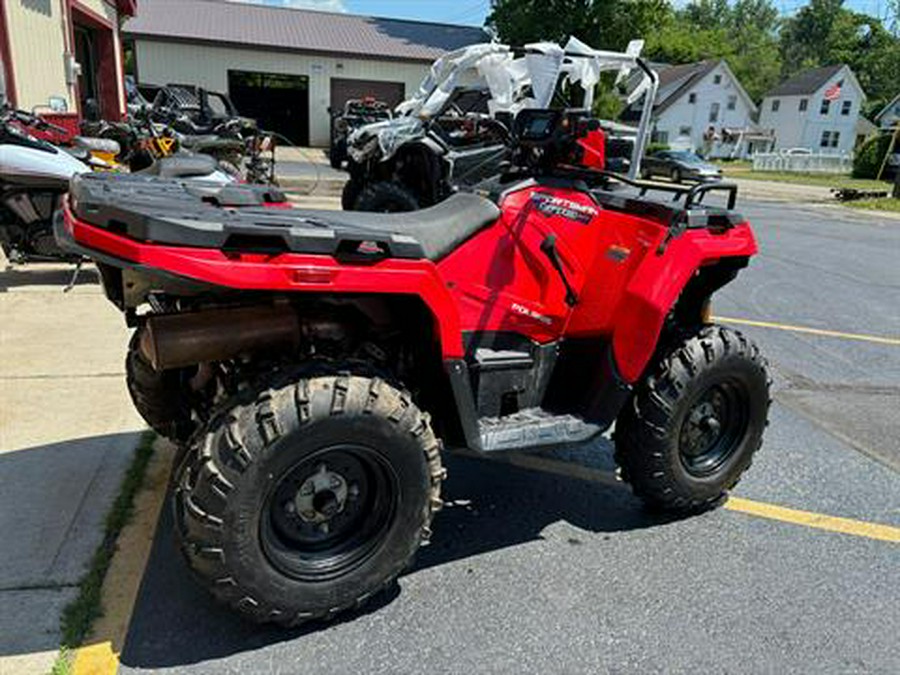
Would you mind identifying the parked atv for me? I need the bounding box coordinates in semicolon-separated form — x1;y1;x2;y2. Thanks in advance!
343;99;512;212
342;38;649;213
58;41;769;628
329;97;392;170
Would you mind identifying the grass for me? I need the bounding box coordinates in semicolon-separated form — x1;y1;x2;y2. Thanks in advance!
49;646;72;675
714;163;889;191
846;197;900;212
57;431;157;651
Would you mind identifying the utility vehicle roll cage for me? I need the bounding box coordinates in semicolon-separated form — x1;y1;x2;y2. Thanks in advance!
354;36;660;178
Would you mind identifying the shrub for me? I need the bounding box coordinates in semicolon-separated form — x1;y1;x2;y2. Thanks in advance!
645;142;670;156
852;133;892;179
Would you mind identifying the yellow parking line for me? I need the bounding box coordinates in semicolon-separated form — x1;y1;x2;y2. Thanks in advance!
72;438;175;675
725;497;900;543
458;450;899;544
715;316;900;346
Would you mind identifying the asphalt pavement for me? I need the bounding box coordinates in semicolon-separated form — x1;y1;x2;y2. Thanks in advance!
115;198;900;674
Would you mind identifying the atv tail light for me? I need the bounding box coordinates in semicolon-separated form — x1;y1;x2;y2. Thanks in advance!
291;266;337;285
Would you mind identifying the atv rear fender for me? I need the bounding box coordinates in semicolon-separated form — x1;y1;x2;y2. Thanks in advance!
59;203;468;359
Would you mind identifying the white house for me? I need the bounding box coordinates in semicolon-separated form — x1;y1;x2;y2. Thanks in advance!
875;93;900;130
625;59;766;158
759;64;866;155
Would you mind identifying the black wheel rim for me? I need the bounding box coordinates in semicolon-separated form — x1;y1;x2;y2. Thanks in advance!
678;379;750;477
261;444;398;581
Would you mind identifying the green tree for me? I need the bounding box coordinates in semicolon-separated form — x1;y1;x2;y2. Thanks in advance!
486;0;671;51
643;0;782;102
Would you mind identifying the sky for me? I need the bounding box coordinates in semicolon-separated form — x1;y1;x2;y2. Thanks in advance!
232;1;895;27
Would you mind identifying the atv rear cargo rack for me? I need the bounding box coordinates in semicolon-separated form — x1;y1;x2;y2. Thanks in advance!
67;174;499;262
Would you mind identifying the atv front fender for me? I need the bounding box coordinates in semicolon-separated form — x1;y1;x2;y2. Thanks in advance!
611;223;757;383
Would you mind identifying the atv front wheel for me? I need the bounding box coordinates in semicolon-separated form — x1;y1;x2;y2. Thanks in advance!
354;181;419;213
614;325;770;512
341;178;363;211
173;373;444;625
329;141;346;170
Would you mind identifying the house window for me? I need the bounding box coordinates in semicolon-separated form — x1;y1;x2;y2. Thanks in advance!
678;126;692;137
727;95;737;111
688;93;697;104
713;74;722;84
820;99;830;114
771;99;780;112
799;98;808;112
709;102;720;123
820;130;840;148
841;100;852;116
652;130;669;144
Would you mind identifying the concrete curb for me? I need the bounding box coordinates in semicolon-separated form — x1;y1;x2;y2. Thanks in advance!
71;437;175;675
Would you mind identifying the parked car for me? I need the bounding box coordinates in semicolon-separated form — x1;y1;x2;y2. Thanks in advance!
329;97;392;169
641;150;722;183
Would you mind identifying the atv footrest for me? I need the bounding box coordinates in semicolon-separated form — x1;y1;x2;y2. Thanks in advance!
478;408;601;452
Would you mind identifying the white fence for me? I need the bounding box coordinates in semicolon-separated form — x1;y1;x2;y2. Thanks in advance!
752;150;853;174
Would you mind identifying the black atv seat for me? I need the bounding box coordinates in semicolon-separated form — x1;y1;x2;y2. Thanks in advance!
140;154;219;179
291;193;500;261
69;174;500;262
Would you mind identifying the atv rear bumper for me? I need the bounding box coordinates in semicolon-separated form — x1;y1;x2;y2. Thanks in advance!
57;199;468;359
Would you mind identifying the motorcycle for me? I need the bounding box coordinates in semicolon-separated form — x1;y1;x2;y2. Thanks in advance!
1;107;234;267
0;107;89;263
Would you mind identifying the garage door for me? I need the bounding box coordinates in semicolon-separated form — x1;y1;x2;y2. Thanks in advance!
228;71;310;145
330;78;406;113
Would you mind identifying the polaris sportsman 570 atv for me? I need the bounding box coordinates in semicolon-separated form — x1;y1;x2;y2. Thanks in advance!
57;48;769;628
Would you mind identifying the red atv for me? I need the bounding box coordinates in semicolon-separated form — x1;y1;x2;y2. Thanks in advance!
58;108;770;626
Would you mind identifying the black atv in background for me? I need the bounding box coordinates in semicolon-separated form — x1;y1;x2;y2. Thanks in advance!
329;98;392;170
342;88;513;212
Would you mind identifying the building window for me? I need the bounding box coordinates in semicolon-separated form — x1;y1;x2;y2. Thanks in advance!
799;98;808;112
652;130;669;144
688;93;697;104
820;131;840;148
678;126;692;136
726;95;737;111
713;74;722;84
709;102;720;123
820;99;830;114
771;99;780;112
841;100;852;116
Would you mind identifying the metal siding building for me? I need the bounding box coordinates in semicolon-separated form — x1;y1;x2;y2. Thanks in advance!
125;0;490;146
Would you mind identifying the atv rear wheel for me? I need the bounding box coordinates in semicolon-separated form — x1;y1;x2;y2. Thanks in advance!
614;325;770;513
353;181;419;213
173;373;444;626
125;332;196;442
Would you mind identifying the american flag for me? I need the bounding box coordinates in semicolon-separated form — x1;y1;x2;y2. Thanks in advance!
824;82;842;101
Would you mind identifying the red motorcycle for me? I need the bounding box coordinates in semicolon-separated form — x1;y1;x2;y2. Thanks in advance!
58;108;770;626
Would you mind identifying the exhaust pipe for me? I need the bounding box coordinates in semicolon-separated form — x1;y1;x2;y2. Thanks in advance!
140;305;301;370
